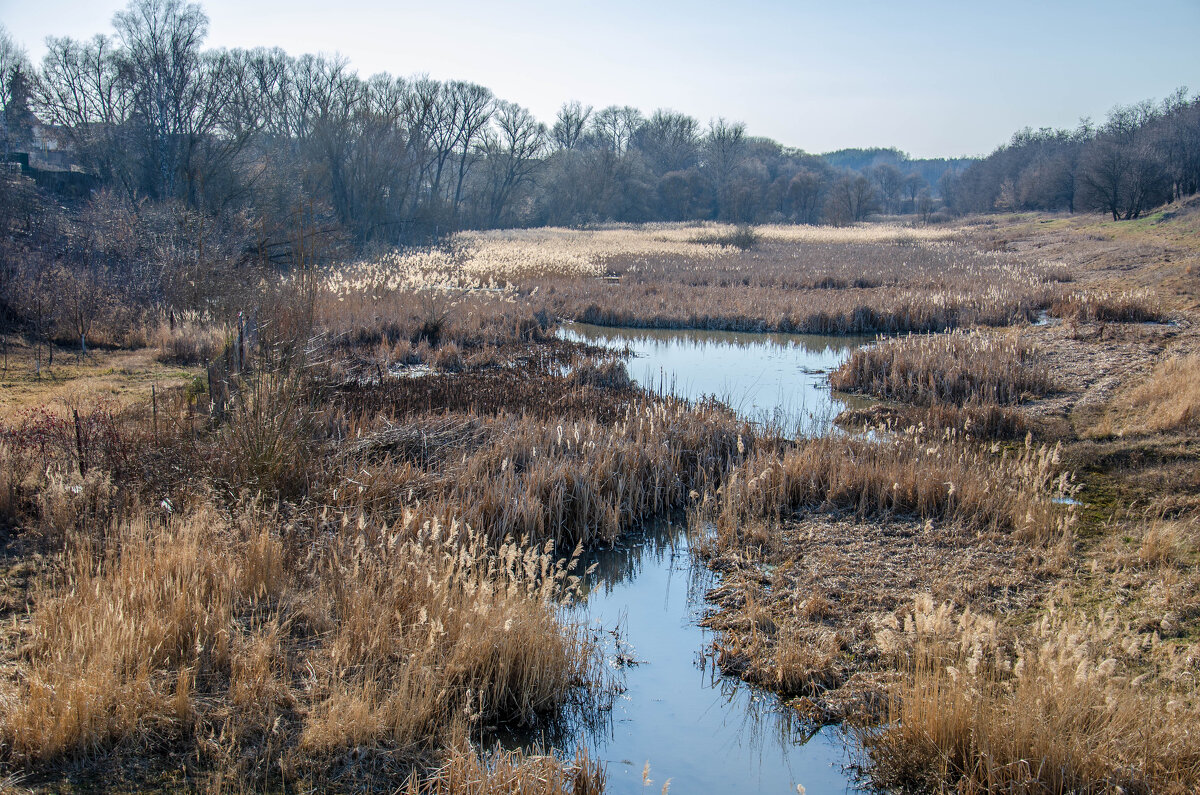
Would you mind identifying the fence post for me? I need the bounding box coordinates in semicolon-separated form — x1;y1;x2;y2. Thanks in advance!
73;409;85;476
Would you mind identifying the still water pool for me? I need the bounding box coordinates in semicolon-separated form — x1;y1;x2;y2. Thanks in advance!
559;323;872;436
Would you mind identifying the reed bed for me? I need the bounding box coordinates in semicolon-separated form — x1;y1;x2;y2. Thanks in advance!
863;598;1200;793
0;502;603;787
326;401;750;549
404;745;605;795
0;294;760;788
1051;289;1167;323
532;239;1064;334
830;329;1054;405
5;215;1195;793
835;401;1031;440
694;428;1075;707
337;225;1068;335
332;358;634;425
336;224;960;293
707;430;1073;545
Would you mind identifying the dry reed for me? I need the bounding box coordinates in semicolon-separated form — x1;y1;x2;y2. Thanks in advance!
1106;353;1200;435
708;430;1073;546
863;597;1200;793
0;504;603;786
831;329;1053;406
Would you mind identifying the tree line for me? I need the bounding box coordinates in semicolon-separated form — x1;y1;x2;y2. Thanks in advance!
941;90;1200;220
0;0;963;253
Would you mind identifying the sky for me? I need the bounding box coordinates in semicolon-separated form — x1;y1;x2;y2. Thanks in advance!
2;0;1198;158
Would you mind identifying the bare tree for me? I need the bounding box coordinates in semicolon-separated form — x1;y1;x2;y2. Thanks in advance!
481;101;546;226
917;188;935;223
902;172;926;213
447;81;493;215
551;100;591;151
786;169;827;224
703;117;746;220
637;109;700;175
35;35;137;194
870;163;905;214
590;105;642;156
1079;102;1171;220
825;173;878;225
112;0;211;198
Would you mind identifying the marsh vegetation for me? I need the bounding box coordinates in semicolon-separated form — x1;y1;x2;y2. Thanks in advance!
2;2;1200;792
2;205;1197;793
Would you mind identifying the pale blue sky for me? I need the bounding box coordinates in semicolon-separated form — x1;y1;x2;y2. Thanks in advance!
3;0;1198;157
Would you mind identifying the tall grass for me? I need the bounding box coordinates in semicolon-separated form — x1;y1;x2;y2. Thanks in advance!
1106;352;1200;435
329;400;749;549
339;225;1068;335
863;598;1200;793
405;745;605;795
1051;289;1166;323
0;505;602;784
151;318;229;365
0;302;755;787
708;431;1073;545
830;329;1053;405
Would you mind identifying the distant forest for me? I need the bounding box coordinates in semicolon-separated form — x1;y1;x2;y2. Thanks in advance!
1;0;1198;271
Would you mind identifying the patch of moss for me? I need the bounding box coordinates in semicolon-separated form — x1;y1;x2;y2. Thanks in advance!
1072;470;1126;540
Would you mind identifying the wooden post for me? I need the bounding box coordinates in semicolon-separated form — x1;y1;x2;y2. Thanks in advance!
73;409;85;476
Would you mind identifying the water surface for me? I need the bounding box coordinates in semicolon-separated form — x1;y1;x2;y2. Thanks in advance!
534;324;871;793
564;522;861;794
560;323;871;435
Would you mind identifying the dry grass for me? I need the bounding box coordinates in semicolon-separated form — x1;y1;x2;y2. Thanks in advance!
863;597;1200;794
151;319;230;366
693;427;1076;712
326;400;748;549
0;339;199;421
532;237;1065;335
0;503;602;786
1137;516;1198;568
701;514;1054;713
0;295;755;789
338;224;961;292
405;745;604;795
706;431;1073;546
835;400;1031;440
830;329;1053;406
342;224;1068;335
1104;353;1200;436
4;211;1199;792
1051;289;1167;323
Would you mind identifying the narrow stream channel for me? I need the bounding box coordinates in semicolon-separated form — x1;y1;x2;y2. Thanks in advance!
533;324;873;793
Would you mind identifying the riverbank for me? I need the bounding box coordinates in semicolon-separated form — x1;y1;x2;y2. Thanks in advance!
694;204;1200;792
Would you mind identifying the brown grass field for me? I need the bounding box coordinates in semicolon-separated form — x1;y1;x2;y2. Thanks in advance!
1;203;1199;792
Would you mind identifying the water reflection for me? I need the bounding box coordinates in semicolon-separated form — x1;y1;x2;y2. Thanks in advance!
523;324;875;792
560;322;873;436
510;521;863;794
